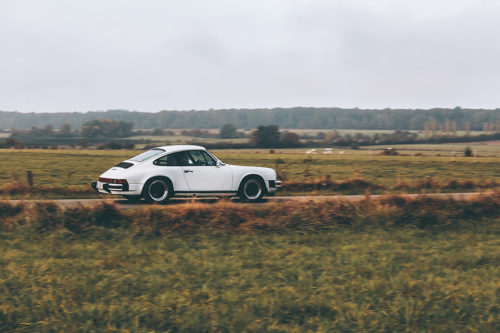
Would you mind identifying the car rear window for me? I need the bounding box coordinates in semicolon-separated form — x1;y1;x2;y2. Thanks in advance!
129;149;165;162
114;162;134;169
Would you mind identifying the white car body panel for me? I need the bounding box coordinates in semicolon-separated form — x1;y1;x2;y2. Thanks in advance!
181;165;233;191
93;145;281;198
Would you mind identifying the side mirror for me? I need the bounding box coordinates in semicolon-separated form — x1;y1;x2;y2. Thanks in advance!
217;160;225;167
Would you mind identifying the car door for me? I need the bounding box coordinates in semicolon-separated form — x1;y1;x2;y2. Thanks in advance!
182;150;233;192
152;153;190;191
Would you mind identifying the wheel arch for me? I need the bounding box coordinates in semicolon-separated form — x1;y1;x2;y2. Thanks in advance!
141;175;175;195
238;174;268;194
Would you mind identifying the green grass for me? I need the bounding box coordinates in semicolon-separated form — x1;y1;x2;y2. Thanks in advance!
1;225;499;331
364;142;500;156
1;196;499;331
0;145;499;198
220;151;500;184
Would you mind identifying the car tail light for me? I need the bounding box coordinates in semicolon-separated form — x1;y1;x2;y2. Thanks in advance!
99;178;128;185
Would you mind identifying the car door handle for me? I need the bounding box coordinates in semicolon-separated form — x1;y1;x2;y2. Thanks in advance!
184;169;193;173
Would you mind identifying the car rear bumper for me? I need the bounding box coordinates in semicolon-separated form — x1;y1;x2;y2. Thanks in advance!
91;181;142;195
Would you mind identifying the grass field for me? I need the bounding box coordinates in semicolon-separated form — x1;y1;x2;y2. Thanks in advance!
2;227;498;331
1;196;499;331
0;144;499;198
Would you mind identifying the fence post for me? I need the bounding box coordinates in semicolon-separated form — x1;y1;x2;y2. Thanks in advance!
27;170;33;187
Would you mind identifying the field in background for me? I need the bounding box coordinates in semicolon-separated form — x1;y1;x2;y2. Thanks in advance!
0;143;499;198
2;126;496;150
128;134;248;147
126;128;488;147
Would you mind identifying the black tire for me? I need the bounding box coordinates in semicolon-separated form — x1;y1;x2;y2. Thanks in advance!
239;176;265;202
122;195;142;202
142;177;173;204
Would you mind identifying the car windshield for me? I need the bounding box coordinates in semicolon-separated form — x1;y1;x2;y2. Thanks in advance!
206;150;223;164
129;148;165;162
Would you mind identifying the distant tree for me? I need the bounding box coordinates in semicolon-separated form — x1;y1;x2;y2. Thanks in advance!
152;129;165;136
316;132;326;140
250;125;280;148
180;129;210;138
281;131;301;147
81;119;133;138
59;123;72;136
424;121;430;138
2;138;24;148
323;130;338;143
44;125;54;134
451;121;457;136
464;146;473;157
2;107;500;131
465;122;471;136
219;123;237;138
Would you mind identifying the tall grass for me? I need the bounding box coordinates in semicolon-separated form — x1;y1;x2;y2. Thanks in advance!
1;176;498;199
1;193;499;234
0;208;499;331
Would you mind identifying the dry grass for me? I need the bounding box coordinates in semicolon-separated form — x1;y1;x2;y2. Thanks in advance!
282;176;499;194
0;180;98;199
1;193;499;234
1;195;499;331
2;175;497;200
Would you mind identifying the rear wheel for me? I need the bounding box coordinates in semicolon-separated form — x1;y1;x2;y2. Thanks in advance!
143;178;173;204
239;177;265;202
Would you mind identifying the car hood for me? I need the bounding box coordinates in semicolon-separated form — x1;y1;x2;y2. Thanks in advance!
228;164;276;178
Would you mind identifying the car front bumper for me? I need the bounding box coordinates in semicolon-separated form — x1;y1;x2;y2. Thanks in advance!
268;180;282;192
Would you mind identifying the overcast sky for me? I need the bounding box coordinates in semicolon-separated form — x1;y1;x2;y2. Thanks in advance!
1;0;499;113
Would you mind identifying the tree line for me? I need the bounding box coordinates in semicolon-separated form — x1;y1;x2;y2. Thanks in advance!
1;107;499;130
3;120;500;149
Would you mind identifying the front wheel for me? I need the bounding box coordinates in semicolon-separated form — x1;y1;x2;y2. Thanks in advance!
143;178;173;204
239;177;265;202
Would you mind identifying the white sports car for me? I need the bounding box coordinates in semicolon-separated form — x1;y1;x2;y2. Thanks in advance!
91;145;281;203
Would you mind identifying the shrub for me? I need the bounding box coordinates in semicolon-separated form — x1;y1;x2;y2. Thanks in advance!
464;146;473;157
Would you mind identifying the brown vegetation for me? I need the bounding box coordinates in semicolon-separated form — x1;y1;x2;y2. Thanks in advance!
1;175;498;199
0;181;95;197
1;193;499;234
283;176;499;193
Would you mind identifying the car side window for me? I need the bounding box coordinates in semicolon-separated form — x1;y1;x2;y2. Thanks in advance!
153;155;170;166
188;150;210;166
201;151;216;166
153;152;192;166
171;151;193;166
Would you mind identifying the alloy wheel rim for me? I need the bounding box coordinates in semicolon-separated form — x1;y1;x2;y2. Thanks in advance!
149;180;168;201
244;179;262;200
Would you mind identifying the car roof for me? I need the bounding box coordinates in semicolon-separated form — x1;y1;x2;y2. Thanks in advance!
153;145;206;154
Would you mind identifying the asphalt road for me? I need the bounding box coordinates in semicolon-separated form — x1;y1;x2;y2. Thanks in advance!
0;192;483;209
